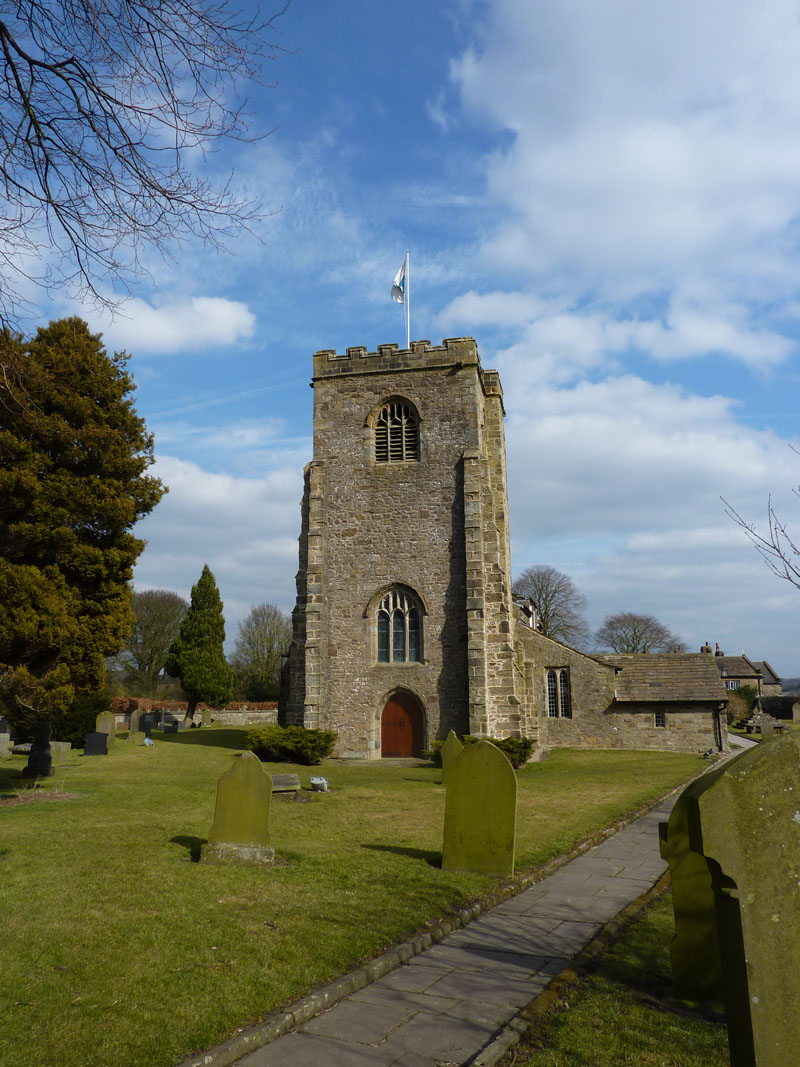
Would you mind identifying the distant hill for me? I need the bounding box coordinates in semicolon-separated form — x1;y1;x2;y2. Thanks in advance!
781;677;800;693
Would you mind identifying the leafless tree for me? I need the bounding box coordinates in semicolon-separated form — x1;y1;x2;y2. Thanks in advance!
723;469;800;591
512;564;590;648
0;0;289;322
118;589;189;698
231;602;291;700
595;612;686;654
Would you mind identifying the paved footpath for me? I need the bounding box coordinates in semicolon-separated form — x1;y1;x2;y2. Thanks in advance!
231;798;673;1067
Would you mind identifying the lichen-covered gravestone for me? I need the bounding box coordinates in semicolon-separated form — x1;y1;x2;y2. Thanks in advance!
21;721;55;781
658;784;724;1007
95;710;116;747
125;731;146;746
200;751;275;866
129;706;145;734
669;733;800;1067
440;730;464;786
442;740;516;875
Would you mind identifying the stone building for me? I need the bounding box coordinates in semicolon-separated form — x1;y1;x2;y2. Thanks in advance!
283;337;727;758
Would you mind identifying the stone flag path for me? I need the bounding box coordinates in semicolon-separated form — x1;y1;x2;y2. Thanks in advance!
226;799;673;1067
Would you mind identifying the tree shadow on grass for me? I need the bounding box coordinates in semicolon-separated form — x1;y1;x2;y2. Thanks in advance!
362;842;442;869
155;728;249;750
0;764;23;794
170;834;206;862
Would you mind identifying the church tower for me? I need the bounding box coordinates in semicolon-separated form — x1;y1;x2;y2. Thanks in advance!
284;337;523;758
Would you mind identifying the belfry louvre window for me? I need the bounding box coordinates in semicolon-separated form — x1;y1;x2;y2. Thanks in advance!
377;588;422;663
546;669;572;718
375;401;419;463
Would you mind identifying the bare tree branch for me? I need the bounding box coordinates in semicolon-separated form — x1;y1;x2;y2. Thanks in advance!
723;491;800;590
0;0;290;323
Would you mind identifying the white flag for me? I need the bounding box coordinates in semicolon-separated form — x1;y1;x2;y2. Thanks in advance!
391;259;406;303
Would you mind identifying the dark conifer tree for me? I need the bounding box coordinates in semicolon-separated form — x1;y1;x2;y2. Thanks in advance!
166;565;234;718
0;318;164;728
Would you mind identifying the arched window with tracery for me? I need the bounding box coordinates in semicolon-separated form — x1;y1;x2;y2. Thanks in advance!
377;588;422;663
375;400;419;463
546;668;572;718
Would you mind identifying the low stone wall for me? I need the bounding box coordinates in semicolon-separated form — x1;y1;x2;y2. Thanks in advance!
110;698;279;730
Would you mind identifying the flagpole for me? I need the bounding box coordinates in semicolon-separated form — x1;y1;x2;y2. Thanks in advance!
405;251;410;349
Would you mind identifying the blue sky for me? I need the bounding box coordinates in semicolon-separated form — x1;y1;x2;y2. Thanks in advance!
32;0;800;673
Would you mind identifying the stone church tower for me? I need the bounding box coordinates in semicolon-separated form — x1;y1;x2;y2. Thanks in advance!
284;337;524;758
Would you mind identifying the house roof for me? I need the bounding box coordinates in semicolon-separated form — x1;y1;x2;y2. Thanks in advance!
595;653;727;704
712;654;762;681
753;660;781;686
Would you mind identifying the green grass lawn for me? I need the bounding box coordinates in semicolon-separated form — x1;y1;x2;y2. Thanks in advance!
505;892;729;1066
0;729;705;1067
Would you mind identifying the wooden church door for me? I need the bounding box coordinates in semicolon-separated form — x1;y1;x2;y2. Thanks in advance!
381;693;424;757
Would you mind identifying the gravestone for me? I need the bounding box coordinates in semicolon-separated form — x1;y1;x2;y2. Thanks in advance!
0;732;10;757
668;733;800;1066
129;706;145;734
176;720;188;731
659;783;724;1006
21;721;55;781
440;730;464;785
201;751;275;866
84;731;108;756
792;702;800;722
272;773;301;792
141;714;155;737
201;707;212;726
759;718;774;737
126;730;146;746
442;740;516;875
95;710;116;747
50;740;72;761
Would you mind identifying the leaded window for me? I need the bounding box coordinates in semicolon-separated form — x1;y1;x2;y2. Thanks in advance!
377;588;422;663
546;668;571;718
375;401;419;463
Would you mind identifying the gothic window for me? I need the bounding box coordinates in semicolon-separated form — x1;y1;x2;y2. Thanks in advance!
546;669;572;718
377;588;423;663
375;401;419;463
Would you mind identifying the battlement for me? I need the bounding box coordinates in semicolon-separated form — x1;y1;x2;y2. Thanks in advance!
312;337;480;380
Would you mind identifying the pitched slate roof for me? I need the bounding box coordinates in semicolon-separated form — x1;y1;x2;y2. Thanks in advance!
753;660;781;686
713;654;762;681
594;653;727;704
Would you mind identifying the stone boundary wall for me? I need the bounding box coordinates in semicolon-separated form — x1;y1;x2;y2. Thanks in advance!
108;698;278;730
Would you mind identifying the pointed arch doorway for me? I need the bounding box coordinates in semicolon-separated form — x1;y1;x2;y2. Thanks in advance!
381;692;424;758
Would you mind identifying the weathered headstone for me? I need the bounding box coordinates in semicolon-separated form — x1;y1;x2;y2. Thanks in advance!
83;731;108;756
95;710;116;747
125;731;146;746
759;718;774;737
272;773;301;792
659;784;724;1006
442;740;516;875
141;713;155;737
668;733;800;1066
201;707;212;726
50;740;72;761
129;706;145;734
21;721;55;781
176;719;188;731
440;730;464;785
200;751;274;866
0;732;10;757
792;702;800;722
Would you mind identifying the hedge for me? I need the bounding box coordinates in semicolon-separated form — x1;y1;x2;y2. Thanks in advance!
245;725;338;765
424;734;535;769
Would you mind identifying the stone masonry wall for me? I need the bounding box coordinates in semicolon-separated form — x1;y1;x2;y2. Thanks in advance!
513;621;724;753
286;337;517;758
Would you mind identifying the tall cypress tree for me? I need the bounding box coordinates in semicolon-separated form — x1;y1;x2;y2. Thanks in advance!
166;565;234;718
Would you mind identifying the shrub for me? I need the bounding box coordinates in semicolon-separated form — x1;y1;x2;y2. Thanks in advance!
54;693;111;747
245;725;337;765
423;734;534;769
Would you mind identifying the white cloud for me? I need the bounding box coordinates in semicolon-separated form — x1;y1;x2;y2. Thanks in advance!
93;296;257;355
132;455;304;640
